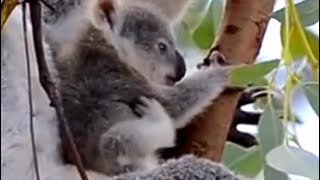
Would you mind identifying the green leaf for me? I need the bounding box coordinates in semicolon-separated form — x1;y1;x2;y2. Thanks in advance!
175;0;211;49
229;147;263;177
266;145;319;179
305;29;320;62
174;22;195;48
281;0;319;67
303;83;319;116
181;0;210;31
258;102;287;180
258;103;284;157
281;24;319;62
264;165;288;180
222;142;248;166
273;0;319;27
222;143;263;177
192;0;224;50
229;60;280;87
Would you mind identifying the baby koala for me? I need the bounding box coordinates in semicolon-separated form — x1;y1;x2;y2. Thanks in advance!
48;0;231;176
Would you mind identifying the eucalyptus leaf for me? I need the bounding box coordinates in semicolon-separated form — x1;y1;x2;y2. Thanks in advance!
258;102;287;180
229;60;280;87
176;0;214;48
181;0;210;31
174;22;195;49
281;24;319;62
222;142;248;166
192;0;223;50
258;103;284;157
303;83;319;116
266;145;319;179
228;146;263;177
264;165;288;180
273;0;319;27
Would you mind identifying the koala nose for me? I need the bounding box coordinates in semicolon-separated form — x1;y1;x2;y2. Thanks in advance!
173;51;186;82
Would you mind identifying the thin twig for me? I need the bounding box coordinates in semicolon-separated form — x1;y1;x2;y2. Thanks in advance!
39;0;56;12
27;1;89;180
22;2;41;180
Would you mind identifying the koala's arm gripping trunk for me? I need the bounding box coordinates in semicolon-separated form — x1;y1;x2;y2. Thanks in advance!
168;0;276;161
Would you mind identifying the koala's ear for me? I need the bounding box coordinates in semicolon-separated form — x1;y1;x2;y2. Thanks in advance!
90;0;117;29
98;0;116;28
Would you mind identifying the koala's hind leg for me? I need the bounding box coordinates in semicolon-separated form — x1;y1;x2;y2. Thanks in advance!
99;97;175;174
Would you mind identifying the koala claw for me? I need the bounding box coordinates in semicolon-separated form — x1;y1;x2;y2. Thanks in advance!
210;51;229;66
197;51;229;69
129;97;149;118
129;97;163;119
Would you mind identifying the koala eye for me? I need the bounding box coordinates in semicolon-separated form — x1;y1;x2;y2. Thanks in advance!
157;42;168;52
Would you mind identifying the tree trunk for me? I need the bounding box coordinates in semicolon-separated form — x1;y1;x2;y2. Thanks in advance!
169;0;276;161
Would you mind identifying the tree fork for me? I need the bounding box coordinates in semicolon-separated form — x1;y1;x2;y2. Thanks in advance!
165;0;276;161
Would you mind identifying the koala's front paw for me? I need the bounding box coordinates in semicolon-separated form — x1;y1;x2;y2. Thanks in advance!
210;66;231;87
129;97;160;118
133;97;175;148
128;97;148;118
197;51;229;69
132;97;168;121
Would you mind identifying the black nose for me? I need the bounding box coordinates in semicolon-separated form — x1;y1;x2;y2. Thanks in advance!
173;50;186;82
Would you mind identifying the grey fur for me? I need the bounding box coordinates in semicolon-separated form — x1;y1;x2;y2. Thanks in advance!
0;1;243;180
47;0;230;176
44;155;246;180
42;0;191;25
50;4;179;175
113;155;243;180
45;0;232;177
42;0;82;24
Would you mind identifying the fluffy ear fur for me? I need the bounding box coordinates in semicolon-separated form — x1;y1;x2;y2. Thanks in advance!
98;0;116;27
125;0;191;24
89;0;122;30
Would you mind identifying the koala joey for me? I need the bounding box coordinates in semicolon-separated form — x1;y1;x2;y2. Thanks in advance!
48;0;232;176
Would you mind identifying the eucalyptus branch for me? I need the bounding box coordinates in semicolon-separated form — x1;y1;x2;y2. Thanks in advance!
172;0;276;161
